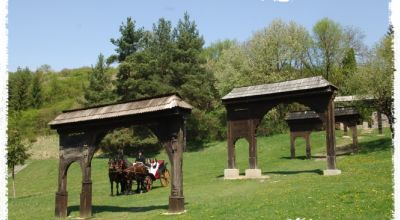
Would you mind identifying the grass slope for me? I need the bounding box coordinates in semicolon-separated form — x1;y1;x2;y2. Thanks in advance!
8;129;393;220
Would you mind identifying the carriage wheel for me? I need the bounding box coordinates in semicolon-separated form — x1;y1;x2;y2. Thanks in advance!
144;176;152;191
160;168;170;187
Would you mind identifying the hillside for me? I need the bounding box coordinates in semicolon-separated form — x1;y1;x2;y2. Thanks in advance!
8;128;393;220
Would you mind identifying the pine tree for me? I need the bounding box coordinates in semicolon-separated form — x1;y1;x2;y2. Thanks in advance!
342;48;357;76
84;54;116;106
108;17;145;64
30;71;43;108
339;48;357;95
172;12;218;111
9;67;32;111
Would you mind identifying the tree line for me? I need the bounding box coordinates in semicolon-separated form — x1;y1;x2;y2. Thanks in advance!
8;14;394;157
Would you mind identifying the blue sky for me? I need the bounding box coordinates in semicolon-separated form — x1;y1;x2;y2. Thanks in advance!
8;0;390;72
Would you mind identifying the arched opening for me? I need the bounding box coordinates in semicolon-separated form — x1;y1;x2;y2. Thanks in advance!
256;102;313;170
64;162;82;218
51;94;192;217
98;125;161;160
233;138;250;174
223;76;339;178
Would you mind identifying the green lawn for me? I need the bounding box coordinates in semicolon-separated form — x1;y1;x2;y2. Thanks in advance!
8;128;393;220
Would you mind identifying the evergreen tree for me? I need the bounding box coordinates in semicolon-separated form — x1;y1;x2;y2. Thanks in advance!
7;128;30;198
108;17;145;64
9;67;32;111
172;12;218;111
84;54;116;106
339;48;357;95
30;71;43;108
341;48;357;76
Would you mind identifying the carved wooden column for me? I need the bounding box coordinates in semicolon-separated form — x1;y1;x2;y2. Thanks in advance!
343;124;348;136
80;145;93;218
227;121;235;169
55;157;68;218
248;120;257;169
324;96;340;175
305;132;311;159
377;110;383;134
290;134;296;159
350;125;359;153
152;119;185;213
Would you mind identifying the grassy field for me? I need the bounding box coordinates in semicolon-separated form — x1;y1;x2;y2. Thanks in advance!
8;128;393;220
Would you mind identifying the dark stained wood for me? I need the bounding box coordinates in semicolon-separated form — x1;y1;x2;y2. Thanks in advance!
377;110;383;134
222;76;338;172
285;107;361;157
50;94;192;218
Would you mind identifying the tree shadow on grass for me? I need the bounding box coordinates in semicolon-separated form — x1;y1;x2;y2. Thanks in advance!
185;140;216;152
68;202;188;215
358;137;392;154
280;155;325;160
263;169;323;175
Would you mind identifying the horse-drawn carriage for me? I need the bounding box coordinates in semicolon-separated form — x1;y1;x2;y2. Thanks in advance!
108;158;170;195
144;159;171;191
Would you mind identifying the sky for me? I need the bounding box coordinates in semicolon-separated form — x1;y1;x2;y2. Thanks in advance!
8;0;391;72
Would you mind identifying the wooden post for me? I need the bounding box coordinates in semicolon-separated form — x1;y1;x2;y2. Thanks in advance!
305;133;311;159
248;120;257;169
168;123;184;213
351;125;359;153
325;97;337;170
154;119;185;213
227;121;235;169
343;124;348;136
377;111;383;134
55;159;68;218
80;153;92;218
290;134;296;159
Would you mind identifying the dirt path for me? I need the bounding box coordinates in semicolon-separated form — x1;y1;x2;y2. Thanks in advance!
8;164;29;177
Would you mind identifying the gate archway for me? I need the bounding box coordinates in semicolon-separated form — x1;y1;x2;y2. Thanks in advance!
49;94;192;218
222;76;340;179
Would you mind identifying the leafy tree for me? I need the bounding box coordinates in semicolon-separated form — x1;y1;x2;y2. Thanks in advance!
312;18;343;81
352;28;394;134
83;53;116;106
7;128;30;198
36;64;52;74
202;39;237;62
108;17;145;64
30;71;43;108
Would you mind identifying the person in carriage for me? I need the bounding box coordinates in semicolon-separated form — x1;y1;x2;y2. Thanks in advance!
135;150;146;164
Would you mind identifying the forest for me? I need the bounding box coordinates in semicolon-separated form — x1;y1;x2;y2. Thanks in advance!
7;13;394;155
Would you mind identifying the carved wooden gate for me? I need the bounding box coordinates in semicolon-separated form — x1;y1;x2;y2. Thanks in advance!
49;94;192;218
222;76;341;178
286;107;361;159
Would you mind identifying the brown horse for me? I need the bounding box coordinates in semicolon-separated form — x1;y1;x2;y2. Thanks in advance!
124;162;149;193
108;158;124;196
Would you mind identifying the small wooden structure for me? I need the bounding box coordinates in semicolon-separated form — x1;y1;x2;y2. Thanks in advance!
222;76;340;178
286;107;360;159
49;94;192;218
334;95;385;134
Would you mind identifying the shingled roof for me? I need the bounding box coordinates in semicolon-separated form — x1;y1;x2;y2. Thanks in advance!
49;94;193;126
222;76;336;101
286;107;359;121
334;95;374;102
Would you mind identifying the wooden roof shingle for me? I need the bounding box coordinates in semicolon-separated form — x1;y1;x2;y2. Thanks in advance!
286;107;359;121
222;76;336;101
49;94;193;126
